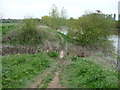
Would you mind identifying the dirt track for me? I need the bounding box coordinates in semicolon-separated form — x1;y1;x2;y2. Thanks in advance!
47;50;65;88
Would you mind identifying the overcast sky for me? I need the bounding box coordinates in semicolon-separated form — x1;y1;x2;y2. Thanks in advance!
0;0;119;19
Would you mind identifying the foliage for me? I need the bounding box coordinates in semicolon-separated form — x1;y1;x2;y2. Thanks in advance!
41;16;52;26
48;4;59;29
59;7;67;26
47;51;59;58
20;18;42;45
2;18;57;46
71;56;78;61
41;15;59;30
57;32;74;43
49;4;59;18
67;13;115;47
2;52;53;88
60;7;67;19
116;20;120;29
41;4;67;30
22;18;38;32
60;58;118;88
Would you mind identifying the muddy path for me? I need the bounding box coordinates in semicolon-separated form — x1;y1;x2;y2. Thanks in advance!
29;50;65;88
29;50;66;88
28;60;58;88
29;33;66;88
47;50;65;88
46;34;66;88
47;71;60;88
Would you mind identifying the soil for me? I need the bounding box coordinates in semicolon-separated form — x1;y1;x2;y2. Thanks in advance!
29;71;50;88
29;60;58;88
47;49;66;88
47;71;60;88
2;42;59;55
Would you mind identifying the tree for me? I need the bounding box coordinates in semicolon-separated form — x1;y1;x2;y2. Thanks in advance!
68;13;115;47
41;16;52;26
58;7;68;27
60;7;67;19
41;5;68;30
49;4;59;29
49;4;59;18
48;4;68;30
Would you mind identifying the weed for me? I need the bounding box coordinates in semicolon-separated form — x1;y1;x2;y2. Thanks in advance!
47;51;59;58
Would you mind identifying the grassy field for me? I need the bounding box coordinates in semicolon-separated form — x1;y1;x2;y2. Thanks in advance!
1;23;21;36
60;57;118;88
2;52;56;88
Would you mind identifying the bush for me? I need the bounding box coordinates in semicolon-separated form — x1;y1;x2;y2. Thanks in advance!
2;18;57;46
21;18;40;45
71;56;78;61
67;13;115;47
47;51;59;58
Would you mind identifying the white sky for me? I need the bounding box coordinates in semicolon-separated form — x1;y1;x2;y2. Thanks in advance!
0;0;119;19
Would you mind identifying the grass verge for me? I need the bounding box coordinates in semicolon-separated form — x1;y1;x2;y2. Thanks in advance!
60;57;118;88
2;52;54;88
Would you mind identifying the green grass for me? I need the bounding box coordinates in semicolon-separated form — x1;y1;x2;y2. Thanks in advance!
47;51;59;58
1;23;21;36
60;57;118;88
2;23;20;26
2;52;54;88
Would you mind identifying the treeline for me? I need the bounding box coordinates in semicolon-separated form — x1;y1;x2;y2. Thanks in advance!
1;18;41;23
2;19;22;23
